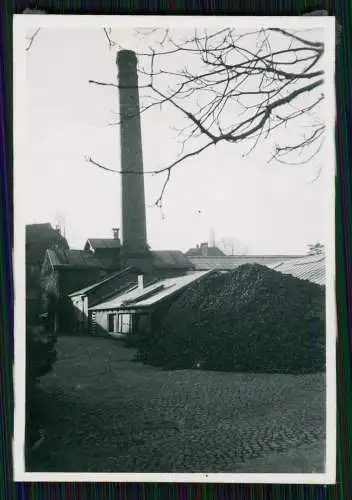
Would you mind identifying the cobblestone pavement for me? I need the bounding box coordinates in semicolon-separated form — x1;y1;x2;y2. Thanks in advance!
28;336;326;473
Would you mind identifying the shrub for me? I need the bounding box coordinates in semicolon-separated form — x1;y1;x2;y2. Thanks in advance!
134;265;325;373
26;324;58;448
26;325;57;385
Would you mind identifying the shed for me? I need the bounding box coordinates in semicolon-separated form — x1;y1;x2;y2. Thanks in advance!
89;270;211;337
68;266;153;333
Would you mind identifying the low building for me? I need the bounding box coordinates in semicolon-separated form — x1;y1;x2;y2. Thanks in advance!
68;266;153;333
40;238;194;333
89;270;211;337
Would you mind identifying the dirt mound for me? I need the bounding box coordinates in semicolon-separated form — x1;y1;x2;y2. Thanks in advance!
135;264;325;373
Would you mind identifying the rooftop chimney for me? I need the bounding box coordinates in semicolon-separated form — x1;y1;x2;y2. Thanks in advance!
117;50;148;256
200;242;209;256
112;228;120;241
138;275;144;290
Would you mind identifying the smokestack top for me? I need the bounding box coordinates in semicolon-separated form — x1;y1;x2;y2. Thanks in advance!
117;50;138;89
117;50;137;65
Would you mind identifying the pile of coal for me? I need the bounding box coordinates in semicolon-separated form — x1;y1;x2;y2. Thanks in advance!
135;264;325;373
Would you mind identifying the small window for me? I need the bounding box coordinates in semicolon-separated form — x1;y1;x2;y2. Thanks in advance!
108;313;115;332
117;313;132;334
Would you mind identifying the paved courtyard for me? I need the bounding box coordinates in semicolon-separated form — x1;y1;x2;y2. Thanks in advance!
27;335;326;473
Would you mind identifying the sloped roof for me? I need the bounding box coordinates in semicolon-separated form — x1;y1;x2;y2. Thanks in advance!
46;248;119;270
185;246;226;257
45;248;192;271
151;250;194;269
90;270;211;311
68;267;141;297
85;238;121;250
189;255;303;271
268;255;325;286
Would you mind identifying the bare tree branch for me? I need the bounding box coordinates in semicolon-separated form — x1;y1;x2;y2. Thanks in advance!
88;26;326;205
89;79;152;90
154;169;171;208
85;136;215;206
267;28;324;49
103;27;117;50
26;28;41;51
89;79;119;89
307;164;323;183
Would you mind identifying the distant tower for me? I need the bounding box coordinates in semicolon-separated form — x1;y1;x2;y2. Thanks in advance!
117;50;148;255
209;226;216;247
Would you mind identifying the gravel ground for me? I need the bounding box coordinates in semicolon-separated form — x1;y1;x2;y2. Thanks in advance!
27;335;326;473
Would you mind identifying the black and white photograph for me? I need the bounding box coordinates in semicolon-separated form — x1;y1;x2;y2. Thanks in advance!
14;15;336;482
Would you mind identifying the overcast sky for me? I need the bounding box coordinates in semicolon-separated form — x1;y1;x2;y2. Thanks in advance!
23;20;333;255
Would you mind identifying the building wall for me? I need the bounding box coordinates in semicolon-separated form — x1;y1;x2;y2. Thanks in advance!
59;268;109;296
26;224;69;323
41;268;60;310
58;269;109;332
26;264;42;323
92;309;136;336
93;308;150;337
71;295;89;332
41;267;107;332
93;310;111;336
124;255;154;275
40;268;61;331
92;288;187;337
93;248;122;261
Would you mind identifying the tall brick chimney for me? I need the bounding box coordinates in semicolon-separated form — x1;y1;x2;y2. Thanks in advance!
117;50;148;256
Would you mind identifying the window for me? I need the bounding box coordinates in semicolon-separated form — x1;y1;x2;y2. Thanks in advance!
108;313;115;333
117;313;132;334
